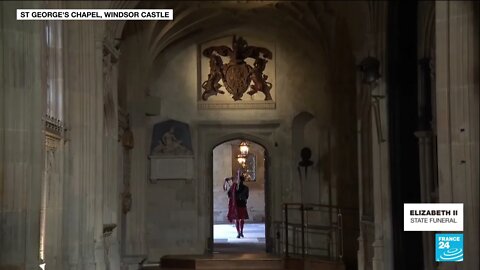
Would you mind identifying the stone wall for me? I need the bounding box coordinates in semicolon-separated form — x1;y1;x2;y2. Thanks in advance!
0;1;44;269
120;23;338;259
435;2;480;269
213;143;233;224
0;1;364;269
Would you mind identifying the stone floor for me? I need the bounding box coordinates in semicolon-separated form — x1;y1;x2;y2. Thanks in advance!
151;223;342;269
158;253;283;270
213;223;266;253
214;223;266;244
143;224;271;269
155;253;345;270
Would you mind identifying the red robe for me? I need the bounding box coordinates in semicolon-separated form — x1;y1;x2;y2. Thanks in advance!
227;183;238;223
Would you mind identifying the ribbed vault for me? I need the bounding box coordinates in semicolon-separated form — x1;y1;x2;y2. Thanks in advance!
112;1;339;65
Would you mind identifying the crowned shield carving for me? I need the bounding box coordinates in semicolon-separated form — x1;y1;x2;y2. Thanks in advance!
201;36;273;101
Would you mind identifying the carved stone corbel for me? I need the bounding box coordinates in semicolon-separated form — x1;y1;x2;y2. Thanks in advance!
103;38;120;134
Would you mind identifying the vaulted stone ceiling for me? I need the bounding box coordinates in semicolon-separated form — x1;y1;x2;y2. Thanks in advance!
109;1;371;60
109;0;371;97
113;1;348;63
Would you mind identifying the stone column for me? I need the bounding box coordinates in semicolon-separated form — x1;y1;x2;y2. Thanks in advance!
371;92;393;270
0;1;44;269
42;130;65;270
355;51;372;270
356;90;366;270
415;130;436;269
415;58;437;270
417;3;437;268
436;1;479;269
62;1;107;268
119;27;148;264
355;2;394;269
362;2;394;270
102;35;121;270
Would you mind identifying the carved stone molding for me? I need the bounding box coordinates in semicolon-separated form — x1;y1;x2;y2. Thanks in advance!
121;128;134;150
118;107;129;131
45;131;61;151
121;190;132;214
103;35;120;60
43;114;64;139
117;108;134;149
198;101;276;110
103;43;119;133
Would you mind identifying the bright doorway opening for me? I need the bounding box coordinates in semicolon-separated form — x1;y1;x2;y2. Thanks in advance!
212;139;267;253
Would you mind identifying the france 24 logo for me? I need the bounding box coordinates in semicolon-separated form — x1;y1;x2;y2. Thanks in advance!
435;234;463;262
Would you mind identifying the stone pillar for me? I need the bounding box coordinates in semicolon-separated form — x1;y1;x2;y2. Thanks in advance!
371;92;393;270
355;51;373;270
102;35;121;270
0;1;44;269
355;2;394;269
436;1;479;269
361;3;394;270
119;27;148;264
415;58;437;270
62;1;107;268
117;109;134;270
41;134;65;270
417;3;437;268
415;130;436;270
40;3;67;269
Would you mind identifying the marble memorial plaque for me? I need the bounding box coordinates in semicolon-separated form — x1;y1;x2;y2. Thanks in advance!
149;156;194;181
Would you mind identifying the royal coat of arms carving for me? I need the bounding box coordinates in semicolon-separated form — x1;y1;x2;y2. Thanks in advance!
201;36;273;101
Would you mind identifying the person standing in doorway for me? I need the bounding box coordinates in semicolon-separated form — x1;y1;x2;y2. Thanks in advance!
227;174;249;238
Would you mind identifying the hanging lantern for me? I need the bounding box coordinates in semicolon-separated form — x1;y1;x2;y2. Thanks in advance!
239;141;249;155
237;154;246;166
358;56;381;85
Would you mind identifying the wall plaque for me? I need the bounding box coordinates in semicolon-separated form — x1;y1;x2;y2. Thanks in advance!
149;156;194;181
150;120;193;156
149;120;194;181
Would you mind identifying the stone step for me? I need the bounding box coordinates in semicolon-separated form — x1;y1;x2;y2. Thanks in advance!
160;253;284;269
284;257;345;270
155;254;345;270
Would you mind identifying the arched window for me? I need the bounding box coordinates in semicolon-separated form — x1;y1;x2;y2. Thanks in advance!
44;20;64;132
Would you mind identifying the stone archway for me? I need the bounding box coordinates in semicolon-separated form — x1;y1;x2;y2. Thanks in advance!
212;139;268;252
196;121;281;253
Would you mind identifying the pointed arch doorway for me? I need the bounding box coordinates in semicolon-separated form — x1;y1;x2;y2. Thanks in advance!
198;122;280;255
212;139;268;253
